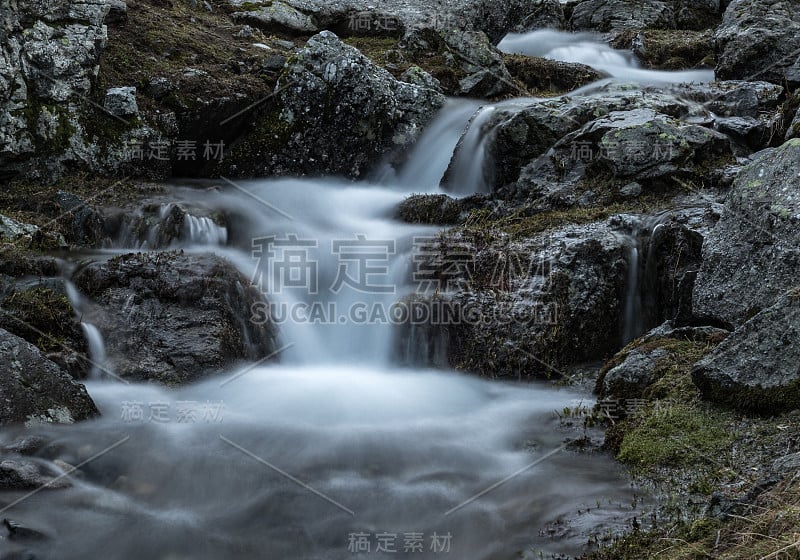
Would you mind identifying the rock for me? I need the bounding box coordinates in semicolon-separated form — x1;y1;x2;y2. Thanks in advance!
396;219;631;377
611;30;715;70
0;460;70;491
53;192;107;246
786;103;800;141
3;519;50;541
103;87;139;118
714;0;800;86
226;31;445;178
399;66;442;93
397;194;462;224
72;252;277;385
516;0;565;31
105;0;127;24
715;116;772;151
600;346;670;399
0;328;98;427
502;55;605;95
443;30;513;97
671;80;785;119
232;1;319;35
2;436;48;457
773;452;800;473
693;140;800;327
692;293;800;413
145;77;174;100
0;215;38;241
570;0;674;31
619;182;642;197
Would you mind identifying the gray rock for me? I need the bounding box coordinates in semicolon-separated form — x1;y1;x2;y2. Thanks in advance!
72;252;278;385
0;459;70;491
443;30;513;97
0;328;98;427
570;0;674;31
692;293;800;413
232;1;319;35
601;347;670;399
105;0;127;23
0;215;38;241
787;104;800;141
693;140;800;327
714;0;800;86
516;0;565;31
671;80;785;119
53;192;107;246
399;66;442;93
773;452;800;473
619;182;642;197
229;31;445;178
145;77;174;99
103;87;138;118
715;116;771;151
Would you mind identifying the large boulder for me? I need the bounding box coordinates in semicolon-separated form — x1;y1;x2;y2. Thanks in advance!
0;328;98;426
693;140;800;327
692;293;800;413
714;0;800;86
72;252;277;385
396;220;631;377
224;31;445;178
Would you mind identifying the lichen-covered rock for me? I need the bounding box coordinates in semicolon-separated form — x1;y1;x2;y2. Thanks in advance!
714;0;800;86
103;87;138;118
693;140;800;327
0;0;111;179
231;1;319;35
515;0;565;31
226;31;445;178
692;293;800;413
72;252;277;385
0;328;98;426
600;346;671;399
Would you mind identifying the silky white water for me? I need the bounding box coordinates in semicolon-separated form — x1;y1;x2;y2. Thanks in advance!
0;77;656;559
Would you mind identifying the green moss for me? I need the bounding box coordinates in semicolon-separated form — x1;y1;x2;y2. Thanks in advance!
397;194;461;224
0;287;76;353
616;402;733;468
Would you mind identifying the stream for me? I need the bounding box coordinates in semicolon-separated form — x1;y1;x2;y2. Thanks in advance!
0;29;711;559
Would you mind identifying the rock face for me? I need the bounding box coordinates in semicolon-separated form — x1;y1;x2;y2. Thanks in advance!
72;252;277;385
571;0;675;31
693;293;800;413
693;140;800;327
714;0;800;86
0;0;111;179
0;328;98;426
227;31;445;178
397;220;630;377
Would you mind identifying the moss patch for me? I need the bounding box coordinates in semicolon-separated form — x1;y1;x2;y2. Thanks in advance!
0;287;77;353
611;30;715;70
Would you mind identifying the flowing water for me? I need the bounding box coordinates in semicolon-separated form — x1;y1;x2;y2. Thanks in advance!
498;29;715;85
0;31;694;559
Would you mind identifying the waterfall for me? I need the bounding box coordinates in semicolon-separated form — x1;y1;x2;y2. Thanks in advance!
80;322;107;378
623;235;643;344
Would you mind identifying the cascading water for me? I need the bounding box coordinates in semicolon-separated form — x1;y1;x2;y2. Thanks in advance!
498;29;715;84
2;92;652;560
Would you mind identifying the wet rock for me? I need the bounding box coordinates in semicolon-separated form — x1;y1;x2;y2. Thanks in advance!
714;0;800;86
611;30;715;70
715;116;772;151
227;31;445;178
693;140;800;327
397;194;461;224
2;436;48;457
672;80;785;119
3;519;50;541
0;460;70;491
0;328;98;427
692;293;800;413
502;55;605;94
397;220;630;377
72;252;277;385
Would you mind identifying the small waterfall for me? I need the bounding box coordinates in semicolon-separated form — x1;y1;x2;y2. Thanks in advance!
80;322;107;378
623;234;643;344
445;105;498;195
183;213;228;245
